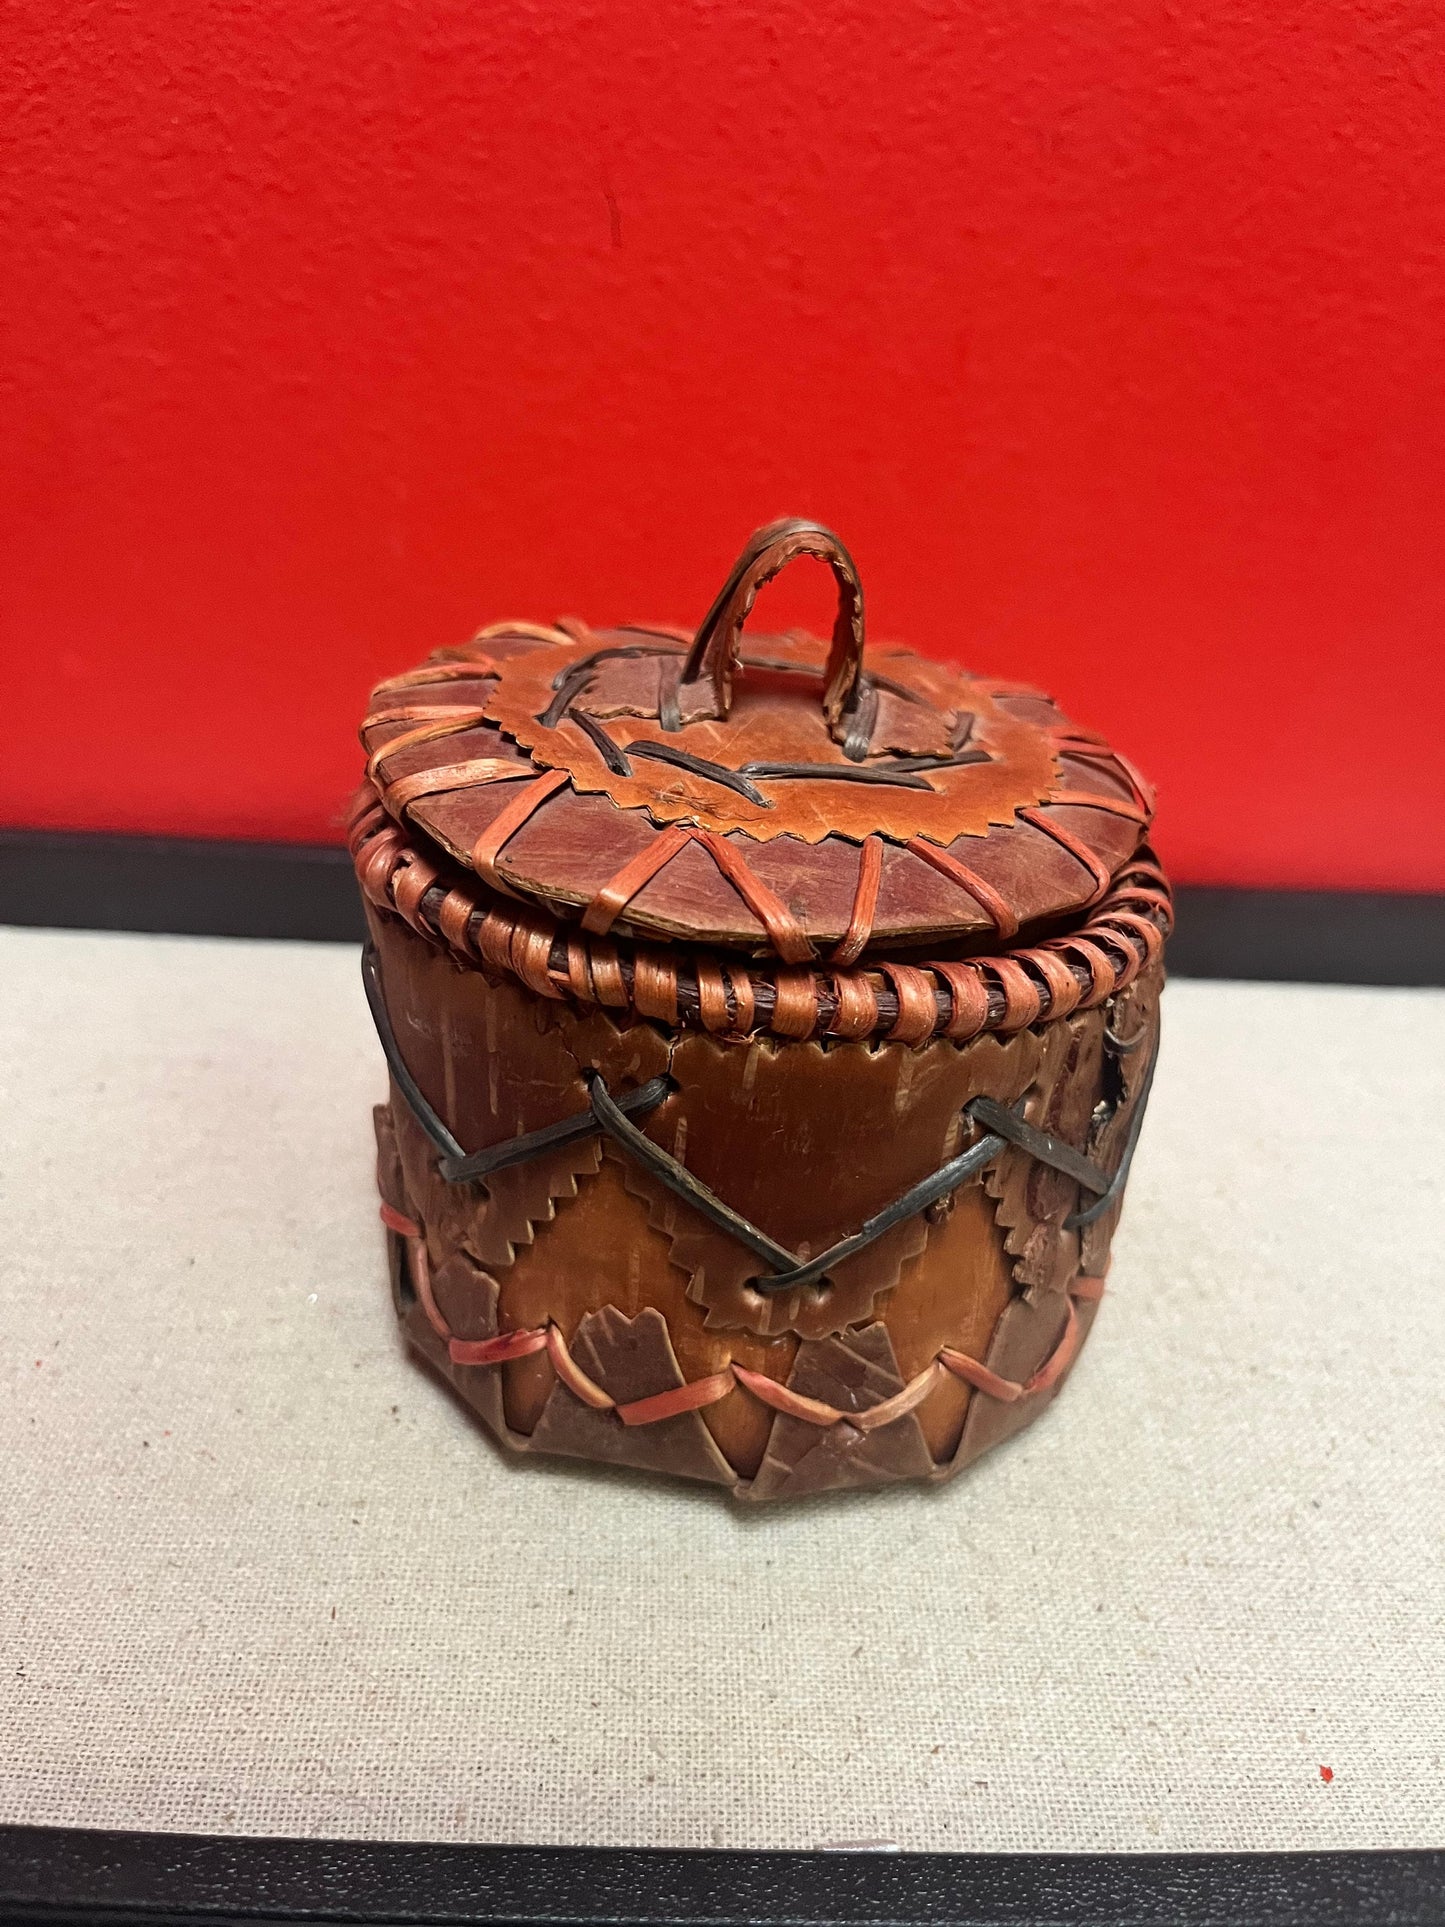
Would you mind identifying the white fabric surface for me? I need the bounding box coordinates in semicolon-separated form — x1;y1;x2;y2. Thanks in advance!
1;925;1441;1852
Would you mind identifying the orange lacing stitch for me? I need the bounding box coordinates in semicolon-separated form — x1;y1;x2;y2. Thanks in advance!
694;828;816;965
470;769;569;895
848;1360;947;1432
383;759;532;816
470;620;578;647
564;934;595;1004
828;970;880;1040
436;888;477;955
381;1207;1103;1435
770;968;821;1039
357;835;403;908
477;902;521;975
830;834;884;966
363;708;489;782
587;939;630;1009
1098;908;1166;970
510;916;565;1001
728;966;757;1035
934;962;989;1041
378;1204;450;1342
987;956;1044;1031
1048;935;1118;1006
617;1372;736;1427
448;1328;550;1367
1044;787;1150;825
1017;946;1082;1020
544;1323;614;1409
366;660;500;698
729;1367;845;1427
1018;806;1114;906
632;948;681;1026
879;964;938;1045
391;855;441;932
694;955;732;1033
903;837;1020;941
582;824;695;937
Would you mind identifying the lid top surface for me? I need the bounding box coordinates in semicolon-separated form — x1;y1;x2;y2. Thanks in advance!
357;521;1153;959
482;625;1062;844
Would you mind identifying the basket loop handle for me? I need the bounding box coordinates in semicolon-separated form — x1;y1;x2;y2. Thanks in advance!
679;519;866;731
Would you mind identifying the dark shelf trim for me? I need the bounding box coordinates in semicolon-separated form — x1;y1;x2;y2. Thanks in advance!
1;1825;1443;1927
0;831;367;946
2;829;1441;985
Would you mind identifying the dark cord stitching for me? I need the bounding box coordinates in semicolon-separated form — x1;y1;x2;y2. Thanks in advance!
626;741;771;806
362;946;671;1182
570;709;633;776
533;636;992;798
1064;1043;1158;1229
365;943;1157;1298
738;760;935;791
586;1075;796;1272
538;665;597;728
966;1096;1113;1195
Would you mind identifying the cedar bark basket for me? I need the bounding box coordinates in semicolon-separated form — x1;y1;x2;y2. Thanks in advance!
351;520;1169;1501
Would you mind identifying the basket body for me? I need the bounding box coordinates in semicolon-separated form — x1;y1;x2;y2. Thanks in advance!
361;884;1163;1501
352;521;1169;1501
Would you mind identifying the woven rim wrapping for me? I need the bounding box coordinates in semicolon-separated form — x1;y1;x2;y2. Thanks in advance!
349;788;1171;1045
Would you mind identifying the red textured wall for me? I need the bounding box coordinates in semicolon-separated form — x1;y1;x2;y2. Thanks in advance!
4;2;1443;889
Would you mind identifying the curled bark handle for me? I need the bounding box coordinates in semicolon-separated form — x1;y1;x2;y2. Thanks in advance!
680;519;866;729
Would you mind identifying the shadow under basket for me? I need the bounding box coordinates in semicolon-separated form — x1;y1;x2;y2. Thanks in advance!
351;520;1170;1501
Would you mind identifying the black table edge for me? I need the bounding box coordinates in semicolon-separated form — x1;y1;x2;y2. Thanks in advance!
1;829;1442;985
1;1826;1442;1927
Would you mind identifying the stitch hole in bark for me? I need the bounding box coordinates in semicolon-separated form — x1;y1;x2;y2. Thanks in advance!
390;1230;417;1313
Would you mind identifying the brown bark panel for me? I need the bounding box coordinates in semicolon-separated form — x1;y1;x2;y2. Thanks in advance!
947;1292;1104;1480
745;1323;935;1502
527;1307;737;1489
495;1152;793;1476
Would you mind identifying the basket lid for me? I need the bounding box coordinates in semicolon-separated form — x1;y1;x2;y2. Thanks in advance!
358;520;1154;961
